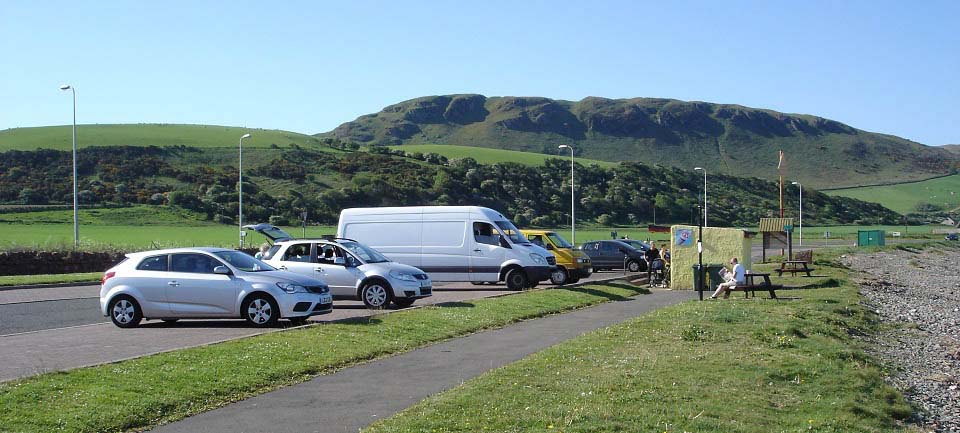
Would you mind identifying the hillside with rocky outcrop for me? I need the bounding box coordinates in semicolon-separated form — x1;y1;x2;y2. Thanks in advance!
324;95;957;189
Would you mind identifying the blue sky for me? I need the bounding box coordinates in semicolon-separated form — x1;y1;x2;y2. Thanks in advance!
1;0;957;144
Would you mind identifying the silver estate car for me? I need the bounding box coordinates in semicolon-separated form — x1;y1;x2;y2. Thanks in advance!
100;247;333;328
245;224;432;309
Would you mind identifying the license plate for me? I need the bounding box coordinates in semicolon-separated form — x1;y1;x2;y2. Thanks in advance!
319;294;332;304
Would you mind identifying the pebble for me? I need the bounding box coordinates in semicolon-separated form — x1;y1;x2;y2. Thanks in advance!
843;246;960;433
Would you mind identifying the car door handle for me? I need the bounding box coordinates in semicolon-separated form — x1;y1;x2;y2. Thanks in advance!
314;268;324;272
167;281;180;287
472;249;481;252
278;266;287;270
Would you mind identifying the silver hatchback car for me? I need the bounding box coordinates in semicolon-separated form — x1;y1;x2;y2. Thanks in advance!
100;247;333;328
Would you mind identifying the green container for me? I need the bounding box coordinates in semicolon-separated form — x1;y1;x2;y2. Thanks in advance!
858;230;886;247
692;264;726;290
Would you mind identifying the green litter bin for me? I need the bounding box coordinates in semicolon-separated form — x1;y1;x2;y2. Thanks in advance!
693;264;726;291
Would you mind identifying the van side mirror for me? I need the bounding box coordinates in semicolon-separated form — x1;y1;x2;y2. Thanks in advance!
213;266;231;275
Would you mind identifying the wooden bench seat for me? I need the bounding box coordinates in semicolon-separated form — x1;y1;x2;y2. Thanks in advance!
722;272;782;299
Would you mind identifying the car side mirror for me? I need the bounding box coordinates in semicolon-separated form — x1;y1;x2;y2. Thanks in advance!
546;244;555;250
334;257;345;266
213;266;231;275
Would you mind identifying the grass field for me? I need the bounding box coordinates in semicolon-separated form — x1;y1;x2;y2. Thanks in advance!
0;272;102;287
388;144;619;168
826;173;960;214
0;123;325;152
366;251;913;433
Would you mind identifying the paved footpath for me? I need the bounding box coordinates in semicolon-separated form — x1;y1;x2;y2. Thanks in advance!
151;289;695;433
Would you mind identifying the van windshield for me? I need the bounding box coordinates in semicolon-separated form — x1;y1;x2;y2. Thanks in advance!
495;220;528;244
546;232;573;249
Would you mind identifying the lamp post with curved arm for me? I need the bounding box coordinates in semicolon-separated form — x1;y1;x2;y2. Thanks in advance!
558;144;575;244
239;133;251;247
59;85;79;246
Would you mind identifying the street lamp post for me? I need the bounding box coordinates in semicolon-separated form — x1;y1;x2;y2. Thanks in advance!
558;144;575;244
792;181;802;246
238;133;251;248
59;85;79;246
694;167;707;227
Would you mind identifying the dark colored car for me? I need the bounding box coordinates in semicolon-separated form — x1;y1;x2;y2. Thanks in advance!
578;240;648;272
946;233;959;241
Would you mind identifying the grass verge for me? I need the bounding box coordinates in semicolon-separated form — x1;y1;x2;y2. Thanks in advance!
0;283;650;432
365;252;916;433
0;272;102;287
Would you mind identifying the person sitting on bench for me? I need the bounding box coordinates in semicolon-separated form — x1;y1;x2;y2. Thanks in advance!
710;257;744;299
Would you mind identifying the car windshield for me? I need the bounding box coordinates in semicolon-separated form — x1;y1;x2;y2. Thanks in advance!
339;241;390;263
495;220;527;244
546;232;573;249
213;251;276;272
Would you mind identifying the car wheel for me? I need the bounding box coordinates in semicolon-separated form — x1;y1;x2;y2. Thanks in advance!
627;260;641;273
288;317;309;326
243;294;279;327
109;296;142;328
550;267;568;285
505;268;529;291
361;281;391;309
393;298;416;308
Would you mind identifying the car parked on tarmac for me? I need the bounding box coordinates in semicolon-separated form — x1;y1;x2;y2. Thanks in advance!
946;233;959;241
100;247;333;328
521;230;592;285
578;240;648;272
245;223;433;309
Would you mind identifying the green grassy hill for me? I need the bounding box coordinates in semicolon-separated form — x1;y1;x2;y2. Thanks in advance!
0;124;325;152
325;95;958;189
387;144;618;168
826;174;960;214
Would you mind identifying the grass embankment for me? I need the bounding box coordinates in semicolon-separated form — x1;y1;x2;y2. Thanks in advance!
366;253;914;433
827;173;960;214
0;124;325;152
387;144;619;168
0;272;101;287
0;283;651;432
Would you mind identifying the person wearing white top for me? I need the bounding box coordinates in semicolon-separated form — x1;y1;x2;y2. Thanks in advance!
711;257;744;299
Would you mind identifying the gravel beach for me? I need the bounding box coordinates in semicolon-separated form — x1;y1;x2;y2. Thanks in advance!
842;245;960;433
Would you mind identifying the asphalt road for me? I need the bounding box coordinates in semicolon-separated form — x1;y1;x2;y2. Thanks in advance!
0;270;635;382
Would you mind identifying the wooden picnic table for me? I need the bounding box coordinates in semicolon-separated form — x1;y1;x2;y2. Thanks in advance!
776;260;816;277
722;272;781;299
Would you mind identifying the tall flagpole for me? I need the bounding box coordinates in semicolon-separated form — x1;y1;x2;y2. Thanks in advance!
778;150;784;218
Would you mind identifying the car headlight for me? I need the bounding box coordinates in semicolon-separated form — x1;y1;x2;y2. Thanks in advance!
529;253;546;265
389;270;417;282
579;258;591;263
276;282;308;294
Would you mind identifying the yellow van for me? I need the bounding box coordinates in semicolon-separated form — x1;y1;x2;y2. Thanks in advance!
521;230;592;285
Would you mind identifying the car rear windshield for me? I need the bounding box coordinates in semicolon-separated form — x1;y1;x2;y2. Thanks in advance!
213;251;276;272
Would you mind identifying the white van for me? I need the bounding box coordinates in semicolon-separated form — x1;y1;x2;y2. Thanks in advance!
337;206;556;290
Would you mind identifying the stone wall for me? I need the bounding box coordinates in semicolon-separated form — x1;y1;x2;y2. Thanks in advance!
0;250;128;276
669;225;753;290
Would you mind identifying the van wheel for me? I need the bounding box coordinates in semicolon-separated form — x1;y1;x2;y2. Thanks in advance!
361;282;391;309
627;260;642;273
550;267;568;285
393;298;416;308
243;294;279;327
109;296;142;328
505;268;529;291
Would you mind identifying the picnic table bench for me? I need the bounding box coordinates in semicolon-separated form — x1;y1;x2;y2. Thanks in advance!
722;272;783;299
776;260;816;277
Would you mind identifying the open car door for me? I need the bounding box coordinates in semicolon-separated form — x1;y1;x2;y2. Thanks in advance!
242;223;295;244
